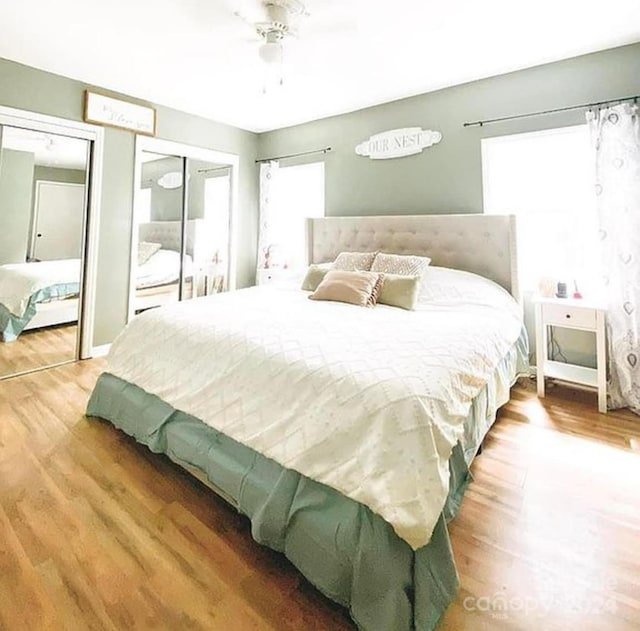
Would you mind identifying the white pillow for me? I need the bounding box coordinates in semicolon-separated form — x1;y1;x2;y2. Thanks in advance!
418;266;517;314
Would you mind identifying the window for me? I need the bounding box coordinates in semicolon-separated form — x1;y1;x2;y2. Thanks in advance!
204;172;231;264
482;125;598;294
270;161;325;269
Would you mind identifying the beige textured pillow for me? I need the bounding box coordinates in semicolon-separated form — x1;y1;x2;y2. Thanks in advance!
371;252;431;276
333;251;377;271
377;274;422;310
301;264;331;291
309;270;384;307
138;241;162;266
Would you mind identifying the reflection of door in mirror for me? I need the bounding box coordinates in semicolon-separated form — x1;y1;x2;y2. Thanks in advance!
0;125;89;378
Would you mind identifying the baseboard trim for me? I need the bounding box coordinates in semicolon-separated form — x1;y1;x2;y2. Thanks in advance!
91;344;111;358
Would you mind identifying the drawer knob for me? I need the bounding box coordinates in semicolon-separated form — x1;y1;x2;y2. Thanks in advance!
566;314;571;319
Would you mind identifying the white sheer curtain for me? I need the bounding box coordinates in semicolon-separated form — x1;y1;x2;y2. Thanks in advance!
588;103;640;412
257;160;280;270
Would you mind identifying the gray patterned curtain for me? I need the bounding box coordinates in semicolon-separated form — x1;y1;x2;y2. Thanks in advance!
588;103;640;412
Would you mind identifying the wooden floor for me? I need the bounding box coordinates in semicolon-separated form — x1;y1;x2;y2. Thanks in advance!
0;363;638;630
0;324;77;379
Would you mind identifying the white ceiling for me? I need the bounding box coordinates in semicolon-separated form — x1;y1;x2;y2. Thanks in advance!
1;0;639;132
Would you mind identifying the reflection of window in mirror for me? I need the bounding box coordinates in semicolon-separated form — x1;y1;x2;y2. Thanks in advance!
204;172;230;265
196;166;231;296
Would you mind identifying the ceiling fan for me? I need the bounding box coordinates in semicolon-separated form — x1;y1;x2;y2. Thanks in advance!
231;0;309;68
229;0;357;85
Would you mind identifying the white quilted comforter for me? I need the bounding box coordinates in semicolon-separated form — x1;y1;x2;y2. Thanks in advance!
0;259;80;316
107;275;523;549
0;251;191;318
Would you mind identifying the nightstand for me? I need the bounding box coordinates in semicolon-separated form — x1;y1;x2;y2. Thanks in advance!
534;297;607;413
256;268;298;286
196;263;225;296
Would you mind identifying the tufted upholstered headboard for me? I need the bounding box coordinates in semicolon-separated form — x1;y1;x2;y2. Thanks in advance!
138;220;211;262
307;214;519;299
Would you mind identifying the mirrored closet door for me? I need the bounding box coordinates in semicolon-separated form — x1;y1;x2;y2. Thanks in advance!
0;124;90;379
130;139;237;320
186;159;232;299
135;151;185;310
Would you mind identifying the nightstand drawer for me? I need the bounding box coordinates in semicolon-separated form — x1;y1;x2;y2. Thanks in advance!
256;268;298;286
542;302;596;329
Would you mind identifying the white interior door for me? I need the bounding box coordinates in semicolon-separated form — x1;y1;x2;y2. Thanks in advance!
32;181;85;260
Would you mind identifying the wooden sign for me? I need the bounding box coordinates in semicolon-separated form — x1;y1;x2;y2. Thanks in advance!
355;127;442;160
84;91;156;136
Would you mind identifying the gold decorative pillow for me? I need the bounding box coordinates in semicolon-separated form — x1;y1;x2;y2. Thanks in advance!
377;274;422;310
371;252;431;277
309;270;384;307
332;251;377;272
301;264;331;291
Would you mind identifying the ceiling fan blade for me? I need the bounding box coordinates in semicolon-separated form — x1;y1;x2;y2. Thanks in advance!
298;0;360;37
220;0;270;24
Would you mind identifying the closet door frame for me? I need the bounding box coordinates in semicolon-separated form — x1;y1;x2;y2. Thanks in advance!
0;105;104;361
128;135;240;323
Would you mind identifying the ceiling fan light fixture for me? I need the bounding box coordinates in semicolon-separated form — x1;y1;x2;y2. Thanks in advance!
258;30;284;65
258;40;283;65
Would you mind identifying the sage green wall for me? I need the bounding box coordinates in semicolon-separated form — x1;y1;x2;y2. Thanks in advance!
258;42;640;215
258;42;640;367
0;148;34;264
33;165;86;185
141;156;184;222
0;57;259;346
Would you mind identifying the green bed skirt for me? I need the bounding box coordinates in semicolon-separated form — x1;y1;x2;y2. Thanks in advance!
87;373;468;631
0;282;79;342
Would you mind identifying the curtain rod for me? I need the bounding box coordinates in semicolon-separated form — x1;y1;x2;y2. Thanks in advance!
197;165;232;174
463;93;640;128
255;147;332;163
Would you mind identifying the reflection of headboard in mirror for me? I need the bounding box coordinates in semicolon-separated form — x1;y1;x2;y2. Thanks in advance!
138;220;210;262
307;214;519;299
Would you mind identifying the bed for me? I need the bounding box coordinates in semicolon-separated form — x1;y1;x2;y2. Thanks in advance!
87;214;528;630
0;220;201;342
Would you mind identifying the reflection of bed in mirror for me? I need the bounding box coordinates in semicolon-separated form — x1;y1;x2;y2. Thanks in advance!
0;220;211;342
133;220;198;312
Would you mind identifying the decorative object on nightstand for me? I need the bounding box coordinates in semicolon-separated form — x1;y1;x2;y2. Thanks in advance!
537;276;556;298
572;280;583;300
556;282;568;299
534;297;607;413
